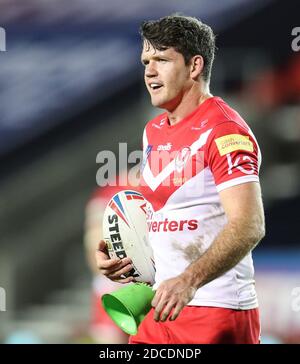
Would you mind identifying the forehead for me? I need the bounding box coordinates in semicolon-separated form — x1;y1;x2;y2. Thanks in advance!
141;41;178;59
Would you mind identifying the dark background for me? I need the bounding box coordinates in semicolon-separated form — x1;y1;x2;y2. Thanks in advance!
0;0;299;344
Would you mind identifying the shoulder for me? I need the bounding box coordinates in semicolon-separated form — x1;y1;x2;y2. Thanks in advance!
145;112;168;130
204;98;261;165
206;97;250;132
143;112;168;137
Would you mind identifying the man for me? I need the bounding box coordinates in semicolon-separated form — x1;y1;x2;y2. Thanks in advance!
96;14;265;344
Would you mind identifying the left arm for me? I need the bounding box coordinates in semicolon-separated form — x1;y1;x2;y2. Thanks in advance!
152;182;265;322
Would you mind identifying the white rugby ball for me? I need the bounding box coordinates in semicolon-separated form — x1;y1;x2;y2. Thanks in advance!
102;190;155;285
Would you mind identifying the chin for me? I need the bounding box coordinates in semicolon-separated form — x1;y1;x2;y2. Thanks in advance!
151;99;162;108
151;97;169;109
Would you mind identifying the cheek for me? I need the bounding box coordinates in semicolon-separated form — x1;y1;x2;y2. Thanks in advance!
164;73;178;91
167;75;185;95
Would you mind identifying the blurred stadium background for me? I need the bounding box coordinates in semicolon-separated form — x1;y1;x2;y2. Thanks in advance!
0;0;299;344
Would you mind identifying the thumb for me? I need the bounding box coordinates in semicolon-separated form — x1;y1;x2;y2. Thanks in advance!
97;240;108;254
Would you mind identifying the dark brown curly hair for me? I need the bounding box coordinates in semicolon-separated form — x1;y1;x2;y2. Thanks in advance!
140;14;216;83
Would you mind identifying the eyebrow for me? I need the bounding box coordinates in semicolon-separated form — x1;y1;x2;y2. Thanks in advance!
141;54;170;64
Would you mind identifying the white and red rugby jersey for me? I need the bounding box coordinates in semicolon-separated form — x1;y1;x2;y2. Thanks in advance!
139;96;261;310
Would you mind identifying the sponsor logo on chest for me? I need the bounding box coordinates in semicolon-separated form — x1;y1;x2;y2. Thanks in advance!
148;218;198;232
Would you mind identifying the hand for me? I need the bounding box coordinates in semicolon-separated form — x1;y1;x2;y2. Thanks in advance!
95;240;134;283
151;273;197;322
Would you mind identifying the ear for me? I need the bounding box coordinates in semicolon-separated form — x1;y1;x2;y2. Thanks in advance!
190;55;204;80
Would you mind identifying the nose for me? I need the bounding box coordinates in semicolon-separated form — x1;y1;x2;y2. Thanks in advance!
145;61;158;78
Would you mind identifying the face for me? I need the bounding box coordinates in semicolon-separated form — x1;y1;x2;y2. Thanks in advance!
141;42;193;111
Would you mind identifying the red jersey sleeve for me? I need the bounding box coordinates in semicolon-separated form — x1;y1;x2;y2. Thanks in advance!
205;121;261;192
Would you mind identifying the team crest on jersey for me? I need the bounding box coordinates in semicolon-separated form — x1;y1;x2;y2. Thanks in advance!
175;146;191;172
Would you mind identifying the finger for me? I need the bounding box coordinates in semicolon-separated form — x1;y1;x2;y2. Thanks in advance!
99;258;133;278
96;252;121;269
112;276;134;284
97;240;108;254
96;240;118;266
107;263;133;279
151;290;162;308
101;257;132;273
169;302;184;321
160;300;176;322
153;294;167;322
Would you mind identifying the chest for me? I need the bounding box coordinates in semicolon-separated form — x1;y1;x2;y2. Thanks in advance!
140;127;213;211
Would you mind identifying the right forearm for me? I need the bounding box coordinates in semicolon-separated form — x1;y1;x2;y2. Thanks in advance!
183;217;264;290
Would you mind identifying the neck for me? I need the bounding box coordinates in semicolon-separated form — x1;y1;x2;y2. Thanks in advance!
167;83;213;126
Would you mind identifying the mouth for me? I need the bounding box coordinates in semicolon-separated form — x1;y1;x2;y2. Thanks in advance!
149;83;163;93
